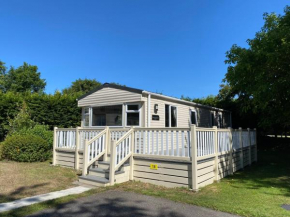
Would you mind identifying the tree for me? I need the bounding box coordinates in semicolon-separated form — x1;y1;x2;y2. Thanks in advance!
0;61;7;92
0;62;46;93
224;6;290;133
62;78;102;95
181;95;219;107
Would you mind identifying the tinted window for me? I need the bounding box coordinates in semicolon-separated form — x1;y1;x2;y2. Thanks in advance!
92;105;122;126
127;105;139;110
127;113;139;126
171;106;177;127
191;111;197;125
165;105;169;127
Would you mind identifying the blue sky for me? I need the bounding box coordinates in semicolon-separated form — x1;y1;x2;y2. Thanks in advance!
0;1;288;98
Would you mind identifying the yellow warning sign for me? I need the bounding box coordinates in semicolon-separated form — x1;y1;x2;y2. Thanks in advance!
150;164;158;170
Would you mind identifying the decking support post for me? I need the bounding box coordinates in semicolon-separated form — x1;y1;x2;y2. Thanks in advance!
75;127;80;170
53;127;58;166
239;127;244;169
82;139;89;176
214;126;219;181
109;140;116;185
129;127;134;181
254;128;257;162
104;127;109;162
190;124;198;191
228;127;233;175
248;128;251;166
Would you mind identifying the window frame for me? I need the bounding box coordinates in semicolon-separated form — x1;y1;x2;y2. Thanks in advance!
210;111;215;127
83;107;90;127
165;104;178;128
218;113;223;128
190;109;198;126
125;103;141;127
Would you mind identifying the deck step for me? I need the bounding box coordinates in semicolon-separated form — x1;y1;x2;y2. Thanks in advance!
79;175;109;187
98;161;111;170
89;167;125;175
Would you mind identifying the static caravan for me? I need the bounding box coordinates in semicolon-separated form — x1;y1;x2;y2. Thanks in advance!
77;83;232;130
53;83;257;190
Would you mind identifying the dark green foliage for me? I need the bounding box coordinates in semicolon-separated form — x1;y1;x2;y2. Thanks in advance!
62;78;101;95
0;92;81;141
0;62;46;93
2;135;50;162
224;6;290;133
12;124;53;147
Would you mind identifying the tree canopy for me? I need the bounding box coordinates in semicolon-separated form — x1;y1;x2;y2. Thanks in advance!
0;62;46;93
223;6;290;132
62;78;102;95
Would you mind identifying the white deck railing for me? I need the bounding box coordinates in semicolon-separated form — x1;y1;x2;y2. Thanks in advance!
55;128;76;149
54;126;256;158
82;128;108;175
133;128;191;158
53;125;257;190
109;128;134;185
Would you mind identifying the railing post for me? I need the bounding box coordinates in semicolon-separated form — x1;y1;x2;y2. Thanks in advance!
190;124;198;191
129;127;134;181
75;127;80;170
214;126;219;181
239;127;244;169
248;128;252;166
228;127;233;175
254;128;258;162
104;127;109;162
82;139;89;176
109;140;116;185
53;127;58;166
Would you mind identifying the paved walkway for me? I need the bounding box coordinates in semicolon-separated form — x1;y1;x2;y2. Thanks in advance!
28;190;239;217
0;186;91;213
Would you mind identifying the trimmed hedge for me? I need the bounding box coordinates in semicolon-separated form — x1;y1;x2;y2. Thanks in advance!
2;135;50;162
0;92;81;141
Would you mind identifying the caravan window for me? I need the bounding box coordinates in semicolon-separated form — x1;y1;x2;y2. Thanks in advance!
126;104;140;126
165;104;177;127
211;112;215;127
84;108;90;127
92;105;122;126
191;110;197;125
218;113;223;128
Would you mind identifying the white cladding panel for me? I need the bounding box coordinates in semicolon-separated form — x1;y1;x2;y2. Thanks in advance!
78;87;142;107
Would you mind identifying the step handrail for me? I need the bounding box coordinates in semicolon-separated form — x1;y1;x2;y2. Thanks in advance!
115;128;134;170
82;128;108;176
109;128;134;185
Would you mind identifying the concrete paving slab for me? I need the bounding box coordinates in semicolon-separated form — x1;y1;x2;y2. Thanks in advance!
0;186;91;213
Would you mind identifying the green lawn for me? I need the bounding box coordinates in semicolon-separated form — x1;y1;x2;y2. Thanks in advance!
2;147;290;217
118;150;290;217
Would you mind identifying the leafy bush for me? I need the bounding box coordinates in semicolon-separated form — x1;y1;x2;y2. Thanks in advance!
0;143;3;160
13;124;53;147
2;135;50;162
6;102;36;136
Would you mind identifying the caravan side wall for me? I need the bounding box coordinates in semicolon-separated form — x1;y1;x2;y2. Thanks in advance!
142;94;231;128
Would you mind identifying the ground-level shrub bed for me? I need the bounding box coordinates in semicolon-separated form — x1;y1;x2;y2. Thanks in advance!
2;135;50;162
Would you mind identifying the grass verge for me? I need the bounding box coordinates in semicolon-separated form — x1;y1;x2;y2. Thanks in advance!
0;160;79;203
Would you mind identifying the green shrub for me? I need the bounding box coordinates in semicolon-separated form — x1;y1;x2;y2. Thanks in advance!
2;135;50;162
14;124;53;147
0;143;3;160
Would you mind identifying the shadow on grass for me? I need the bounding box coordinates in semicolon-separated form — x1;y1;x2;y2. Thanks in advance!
0;183;49;203
8;191;186;217
222;136;290;197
